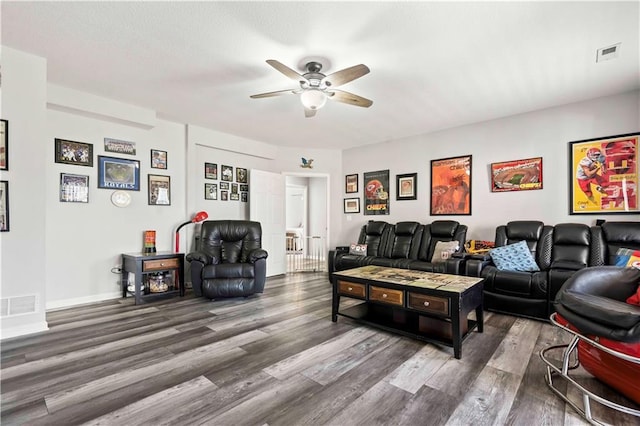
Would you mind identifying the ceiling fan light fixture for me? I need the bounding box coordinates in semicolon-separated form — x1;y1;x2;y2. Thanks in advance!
300;89;327;110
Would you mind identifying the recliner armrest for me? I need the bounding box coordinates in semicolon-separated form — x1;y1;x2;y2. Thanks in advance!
248;248;268;263
550;260;586;270
186;251;215;265
465;257;493;277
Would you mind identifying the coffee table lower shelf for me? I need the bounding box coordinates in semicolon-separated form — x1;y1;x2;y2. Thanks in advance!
336;303;479;354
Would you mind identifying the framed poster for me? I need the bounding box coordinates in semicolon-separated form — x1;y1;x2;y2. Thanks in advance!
236;167;248;183
430;155;472;215
148;174;171;205
345;174;358;193
396;173;417;200
221;165;233;181
491;157;543;192
97;156;140;190
569;133;638;214
104;138;136;155
241;192;248;202
55;138;94;167
0;119;7;170
363;170;390;215
221;190;228;201
151;149;167;169
205;183;217;200
205;162;218;180
0;180;8;232
344;197;360;213
60;173;89;203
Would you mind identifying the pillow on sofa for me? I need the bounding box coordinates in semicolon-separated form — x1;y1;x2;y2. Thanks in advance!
431;241;460;263
627;286;640;306
489;240;540;272
349;243;368;256
615;248;640;269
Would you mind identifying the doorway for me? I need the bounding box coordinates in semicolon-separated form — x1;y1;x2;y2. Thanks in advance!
285;173;329;273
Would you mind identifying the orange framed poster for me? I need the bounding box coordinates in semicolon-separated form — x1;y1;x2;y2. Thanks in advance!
430;155;472;215
569;133;638;214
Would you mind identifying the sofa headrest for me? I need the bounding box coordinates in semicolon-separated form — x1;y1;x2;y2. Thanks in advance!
603;221;640;248
430;220;459;237
506;221;545;241
395;221;420;236
365;221;388;236
553;223;590;245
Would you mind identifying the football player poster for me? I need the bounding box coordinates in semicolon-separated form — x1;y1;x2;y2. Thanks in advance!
363;169;390;215
430;155;472;215
569;133;638;214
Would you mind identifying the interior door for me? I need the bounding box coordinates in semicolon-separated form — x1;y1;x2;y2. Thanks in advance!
250;169;286;276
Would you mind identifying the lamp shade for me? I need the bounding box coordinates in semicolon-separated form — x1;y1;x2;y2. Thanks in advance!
300;89;327;110
192;211;208;223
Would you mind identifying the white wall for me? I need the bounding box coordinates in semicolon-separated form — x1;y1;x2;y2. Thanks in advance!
0;47;49;338
45;106;186;307
338;90;640;245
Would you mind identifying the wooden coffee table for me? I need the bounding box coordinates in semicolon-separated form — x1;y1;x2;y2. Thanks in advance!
332;265;484;359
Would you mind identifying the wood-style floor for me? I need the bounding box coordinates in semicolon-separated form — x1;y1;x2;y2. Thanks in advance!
1;272;638;425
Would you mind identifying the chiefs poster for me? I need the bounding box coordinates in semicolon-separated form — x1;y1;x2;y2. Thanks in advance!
363;170;390;215
569;133;638;214
430;155;472;215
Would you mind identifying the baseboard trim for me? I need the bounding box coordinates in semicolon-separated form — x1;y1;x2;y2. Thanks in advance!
1;321;49;340
46;291;121;311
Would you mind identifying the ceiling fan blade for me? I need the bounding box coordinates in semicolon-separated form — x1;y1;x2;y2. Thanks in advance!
323;64;370;87
304;108;317;118
250;89;297;99
327;90;373;108
266;59;305;82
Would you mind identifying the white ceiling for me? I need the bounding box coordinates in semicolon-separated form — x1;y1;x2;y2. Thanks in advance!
2;1;639;150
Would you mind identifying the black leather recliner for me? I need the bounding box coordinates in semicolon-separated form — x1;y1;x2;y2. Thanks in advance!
186;220;268;299
475;220;554;320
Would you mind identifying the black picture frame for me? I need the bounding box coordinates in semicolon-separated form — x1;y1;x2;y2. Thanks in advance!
60;173;89;203
345;174;358;193
205;162;217;180
344;197;360;213
97;155;140;191
568;132;639;215
221;165;233;181
55;138;94;167
151;149;167;169
396;173;417;200
148;174;171;205
236;167;248;183
0;119;8;171
0;180;8;232
205;183;217;200
430;155;472;215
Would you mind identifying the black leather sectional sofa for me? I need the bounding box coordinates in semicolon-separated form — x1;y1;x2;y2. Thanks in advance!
463;220;640;320
328;220;467;283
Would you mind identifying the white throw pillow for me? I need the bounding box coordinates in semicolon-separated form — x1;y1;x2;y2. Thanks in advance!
349;243;368;256
431;241;460;263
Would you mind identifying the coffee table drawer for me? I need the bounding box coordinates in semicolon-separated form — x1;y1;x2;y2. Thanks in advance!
338;281;366;298
370;286;403;306
408;292;449;316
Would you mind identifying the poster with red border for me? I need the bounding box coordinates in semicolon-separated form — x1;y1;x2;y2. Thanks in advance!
491;157;543;192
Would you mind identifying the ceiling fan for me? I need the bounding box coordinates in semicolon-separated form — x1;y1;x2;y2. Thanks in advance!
250;59;373;118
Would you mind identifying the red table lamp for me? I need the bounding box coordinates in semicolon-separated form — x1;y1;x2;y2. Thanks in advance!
175;211;208;253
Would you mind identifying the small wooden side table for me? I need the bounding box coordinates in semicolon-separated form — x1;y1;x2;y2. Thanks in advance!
121;251;185;305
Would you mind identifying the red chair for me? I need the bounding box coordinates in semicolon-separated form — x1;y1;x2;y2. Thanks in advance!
540;266;640;424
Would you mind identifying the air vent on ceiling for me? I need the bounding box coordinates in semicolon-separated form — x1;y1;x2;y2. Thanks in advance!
596;43;621;63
